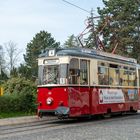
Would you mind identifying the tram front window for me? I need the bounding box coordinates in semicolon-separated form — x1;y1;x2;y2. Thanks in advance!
43;65;58;84
38;64;68;85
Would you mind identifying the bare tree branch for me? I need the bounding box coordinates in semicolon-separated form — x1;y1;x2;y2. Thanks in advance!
4;41;21;72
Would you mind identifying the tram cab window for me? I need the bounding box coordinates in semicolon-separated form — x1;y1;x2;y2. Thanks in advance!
38;63;68;85
80;59;88;85
69;58;79;84
43;65;59;84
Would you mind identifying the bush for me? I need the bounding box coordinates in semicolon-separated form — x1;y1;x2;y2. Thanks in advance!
0;77;37;115
3;77;36;95
0;93;36;113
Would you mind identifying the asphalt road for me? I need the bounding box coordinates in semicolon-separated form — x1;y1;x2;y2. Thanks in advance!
0;113;140;140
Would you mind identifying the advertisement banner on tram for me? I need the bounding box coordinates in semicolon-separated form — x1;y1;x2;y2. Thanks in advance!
99;89;125;104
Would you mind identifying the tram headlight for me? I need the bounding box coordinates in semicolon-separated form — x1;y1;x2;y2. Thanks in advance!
46;97;53;105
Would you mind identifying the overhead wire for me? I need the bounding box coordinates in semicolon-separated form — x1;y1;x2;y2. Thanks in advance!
62;0;90;14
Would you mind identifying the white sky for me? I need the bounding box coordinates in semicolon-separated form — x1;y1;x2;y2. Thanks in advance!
0;0;104;63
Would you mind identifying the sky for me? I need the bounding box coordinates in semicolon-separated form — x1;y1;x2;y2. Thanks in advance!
0;0;104;63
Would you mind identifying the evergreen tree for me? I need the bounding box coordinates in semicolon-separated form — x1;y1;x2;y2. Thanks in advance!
17;64;31;79
97;0;140;58
24;31;60;79
10;67;18;77
0;70;8;84
64;34;80;48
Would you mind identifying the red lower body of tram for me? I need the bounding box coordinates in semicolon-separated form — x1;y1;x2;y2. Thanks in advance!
37;86;140;118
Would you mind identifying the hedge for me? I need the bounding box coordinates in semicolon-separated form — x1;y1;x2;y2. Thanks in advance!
0;93;36;113
0;77;37;114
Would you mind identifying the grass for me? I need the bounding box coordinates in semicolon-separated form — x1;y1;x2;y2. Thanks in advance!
0;112;36;119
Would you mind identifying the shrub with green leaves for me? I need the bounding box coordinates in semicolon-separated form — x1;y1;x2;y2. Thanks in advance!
0;77;37;114
3;77;36;95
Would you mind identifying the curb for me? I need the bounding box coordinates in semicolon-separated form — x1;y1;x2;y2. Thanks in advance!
0;116;39;126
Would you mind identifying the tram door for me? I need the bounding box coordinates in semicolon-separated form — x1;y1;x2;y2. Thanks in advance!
79;59;90;115
68;58;90;116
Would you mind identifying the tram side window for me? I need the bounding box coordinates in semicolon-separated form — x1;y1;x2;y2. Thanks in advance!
109;64;119;86
120;67;129;86
59;64;68;84
128;68;137;86
98;66;109;85
80;60;88;85
69;58;79;84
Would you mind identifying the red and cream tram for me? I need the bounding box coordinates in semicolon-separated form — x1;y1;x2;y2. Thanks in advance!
37;48;140;118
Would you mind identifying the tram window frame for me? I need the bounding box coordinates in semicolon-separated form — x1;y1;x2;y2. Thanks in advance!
120;67;129;86
128;68;137;86
69;58;79;84
59;64;68;84
38;65;44;85
98;62;109;85
109;64;119;86
80;59;88;85
97;61;137;87
43;65;59;84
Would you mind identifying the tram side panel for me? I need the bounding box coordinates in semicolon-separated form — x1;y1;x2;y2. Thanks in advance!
89;59;139;115
90;87;139;115
68;86;90;117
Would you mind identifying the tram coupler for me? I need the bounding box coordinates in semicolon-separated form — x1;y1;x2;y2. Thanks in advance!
55;106;69;119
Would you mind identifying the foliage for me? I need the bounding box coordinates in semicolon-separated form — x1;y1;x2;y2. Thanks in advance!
10;67;18;77
97;0;140;59
3;77;36;95
64;34;80;48
23;31;60;79
0;70;8;84
0;93;36;114
0;77;37;115
17;64;33;80
84;33;97;49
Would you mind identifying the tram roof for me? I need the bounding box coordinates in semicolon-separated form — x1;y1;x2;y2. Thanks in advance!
39;47;137;64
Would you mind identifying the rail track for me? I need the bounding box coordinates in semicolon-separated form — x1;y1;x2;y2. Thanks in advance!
0;118;61;139
0;112;139;139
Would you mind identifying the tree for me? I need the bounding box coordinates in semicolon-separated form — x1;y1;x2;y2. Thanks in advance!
64;34;80;48
0;70;8;84
23;31;60;79
17;64;32;79
97;0;140;58
0;45;9;81
0;45;5;74
4;41;20;74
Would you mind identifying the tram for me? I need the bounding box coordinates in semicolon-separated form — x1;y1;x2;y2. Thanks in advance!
37;47;140;118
